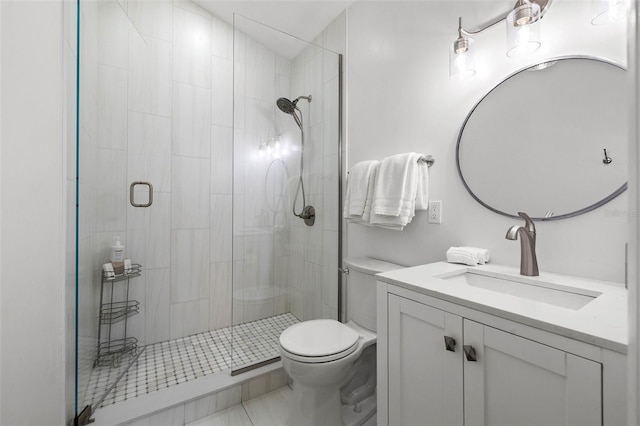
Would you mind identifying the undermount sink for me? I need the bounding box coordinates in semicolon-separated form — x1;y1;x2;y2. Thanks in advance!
435;269;603;310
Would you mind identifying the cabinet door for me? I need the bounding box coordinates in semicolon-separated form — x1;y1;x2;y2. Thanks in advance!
463;320;602;426
387;295;463;426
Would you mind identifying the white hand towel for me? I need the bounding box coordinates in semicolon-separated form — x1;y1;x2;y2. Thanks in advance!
446;247;491;266
458;247;491;264
343;160;380;218
371;153;421;217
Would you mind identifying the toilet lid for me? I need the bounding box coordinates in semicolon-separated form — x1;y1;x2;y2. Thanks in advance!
279;319;360;357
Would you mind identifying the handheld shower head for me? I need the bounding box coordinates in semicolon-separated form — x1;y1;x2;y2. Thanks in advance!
276;95;312;115
276;97;297;115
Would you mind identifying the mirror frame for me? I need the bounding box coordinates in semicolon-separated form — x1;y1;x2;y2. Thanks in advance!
455;56;628;221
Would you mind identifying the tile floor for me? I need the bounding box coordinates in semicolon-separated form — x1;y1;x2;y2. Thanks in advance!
186;386;295;426
84;313;299;408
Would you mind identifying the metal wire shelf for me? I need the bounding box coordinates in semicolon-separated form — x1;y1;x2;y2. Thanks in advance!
102;263;142;282
99;300;140;325
95;337;139;368
95;262;142;368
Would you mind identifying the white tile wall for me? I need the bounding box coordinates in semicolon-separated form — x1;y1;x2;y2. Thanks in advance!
209;261;232;330
210;125;233;194
173;7;212;88
211;14;233;60
97;0;129;69
145;268;171;344
210;195;232;262
127;111;172;192
127;0;173;42
172;82;212;158
170;299;210;339
171;156;211;229
128;30;172;117
96;148;127;232
170;229;210;303
98;65;128;150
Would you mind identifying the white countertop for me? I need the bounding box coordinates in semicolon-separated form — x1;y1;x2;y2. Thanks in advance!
377;262;628;354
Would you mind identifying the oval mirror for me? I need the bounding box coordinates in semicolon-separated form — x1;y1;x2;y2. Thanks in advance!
456;57;627;220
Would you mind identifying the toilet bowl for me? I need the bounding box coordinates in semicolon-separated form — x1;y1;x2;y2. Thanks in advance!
278;257;403;426
279;320;376;426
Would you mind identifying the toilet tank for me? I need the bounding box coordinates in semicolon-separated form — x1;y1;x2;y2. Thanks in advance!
343;257;404;332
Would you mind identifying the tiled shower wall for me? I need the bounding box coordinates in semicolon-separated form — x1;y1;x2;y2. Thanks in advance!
86;0;248;352
231;14;344;325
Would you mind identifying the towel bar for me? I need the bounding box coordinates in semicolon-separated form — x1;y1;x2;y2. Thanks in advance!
418;155;435;167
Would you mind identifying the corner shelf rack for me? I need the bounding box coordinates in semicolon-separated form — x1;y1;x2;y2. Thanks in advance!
95;263;142;367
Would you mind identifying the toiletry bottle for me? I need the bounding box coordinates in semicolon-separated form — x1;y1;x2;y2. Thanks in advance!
110;236;125;262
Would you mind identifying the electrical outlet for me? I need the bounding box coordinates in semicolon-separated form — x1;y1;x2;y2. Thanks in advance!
428;201;442;224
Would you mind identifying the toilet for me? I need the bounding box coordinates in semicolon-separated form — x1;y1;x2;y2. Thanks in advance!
278;257;403;426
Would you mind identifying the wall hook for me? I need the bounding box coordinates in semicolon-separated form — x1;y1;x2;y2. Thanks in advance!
602;149;612;165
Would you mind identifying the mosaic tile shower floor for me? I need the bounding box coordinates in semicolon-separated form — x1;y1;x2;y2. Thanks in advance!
83;313;299;408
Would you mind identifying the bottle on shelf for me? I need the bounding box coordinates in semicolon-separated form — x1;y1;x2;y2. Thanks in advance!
110;236;125;275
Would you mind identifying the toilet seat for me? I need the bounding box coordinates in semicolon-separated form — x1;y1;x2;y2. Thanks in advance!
279;319;361;363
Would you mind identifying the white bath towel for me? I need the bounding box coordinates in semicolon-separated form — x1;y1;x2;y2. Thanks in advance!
415;159;429;210
343;160;380;218
371;153;422;217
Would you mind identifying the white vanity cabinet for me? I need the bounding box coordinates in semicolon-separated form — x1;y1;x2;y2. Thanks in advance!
377;265;627;426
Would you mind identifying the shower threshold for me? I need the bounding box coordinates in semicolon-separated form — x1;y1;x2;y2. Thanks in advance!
83;313;299;411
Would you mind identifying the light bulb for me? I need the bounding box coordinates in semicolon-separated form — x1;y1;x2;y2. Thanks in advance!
506;2;541;58
449;37;476;80
453;53;474;79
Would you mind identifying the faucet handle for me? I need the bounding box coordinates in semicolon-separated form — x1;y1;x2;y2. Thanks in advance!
517;212;536;233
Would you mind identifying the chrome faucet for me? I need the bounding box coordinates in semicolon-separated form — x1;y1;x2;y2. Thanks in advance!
505;212;539;276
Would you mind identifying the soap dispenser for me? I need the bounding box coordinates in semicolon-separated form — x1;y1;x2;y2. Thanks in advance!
110;236;125;262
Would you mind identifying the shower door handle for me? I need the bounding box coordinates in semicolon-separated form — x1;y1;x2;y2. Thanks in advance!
130;182;153;207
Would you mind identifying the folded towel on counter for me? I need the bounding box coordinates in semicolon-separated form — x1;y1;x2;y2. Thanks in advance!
344;160;380;218
446;247;491;266
371;153;422;217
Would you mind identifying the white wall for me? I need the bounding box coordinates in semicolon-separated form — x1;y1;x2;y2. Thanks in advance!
627;1;639;423
0;1;67;425
346;0;628;283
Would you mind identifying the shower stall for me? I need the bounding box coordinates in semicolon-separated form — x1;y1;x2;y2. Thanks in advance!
73;1;343;421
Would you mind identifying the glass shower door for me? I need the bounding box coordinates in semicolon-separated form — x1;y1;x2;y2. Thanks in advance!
231;14;342;373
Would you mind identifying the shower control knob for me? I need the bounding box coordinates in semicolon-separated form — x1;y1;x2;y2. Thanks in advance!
301;205;315;227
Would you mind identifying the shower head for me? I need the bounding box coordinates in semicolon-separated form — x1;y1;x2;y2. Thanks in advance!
276;95;312;115
276;97;297;115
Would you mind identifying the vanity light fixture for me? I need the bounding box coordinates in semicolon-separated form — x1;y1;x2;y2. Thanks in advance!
449;18;476;80
450;0;552;79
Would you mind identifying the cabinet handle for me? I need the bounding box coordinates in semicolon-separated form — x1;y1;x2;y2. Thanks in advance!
463;345;477;362
444;336;456;352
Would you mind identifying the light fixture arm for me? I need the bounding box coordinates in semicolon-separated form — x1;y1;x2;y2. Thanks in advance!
458;0;552;36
